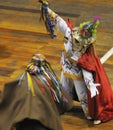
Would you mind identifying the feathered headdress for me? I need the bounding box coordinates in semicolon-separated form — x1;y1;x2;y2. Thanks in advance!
72;17;101;43
79;16;101;39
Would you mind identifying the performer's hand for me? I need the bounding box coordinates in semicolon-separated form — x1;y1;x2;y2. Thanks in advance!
39;0;49;6
89;83;100;98
26;63;38;74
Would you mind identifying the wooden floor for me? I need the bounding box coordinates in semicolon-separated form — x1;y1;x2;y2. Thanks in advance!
0;0;113;129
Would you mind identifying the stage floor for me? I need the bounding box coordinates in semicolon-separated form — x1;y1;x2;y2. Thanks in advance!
0;0;113;129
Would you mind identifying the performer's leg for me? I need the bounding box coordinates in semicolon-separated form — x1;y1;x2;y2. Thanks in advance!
73;80;90;119
60;71;74;99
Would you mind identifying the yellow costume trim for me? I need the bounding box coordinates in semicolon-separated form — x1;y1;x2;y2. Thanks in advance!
27;72;36;96
62;68;83;80
63;49;78;64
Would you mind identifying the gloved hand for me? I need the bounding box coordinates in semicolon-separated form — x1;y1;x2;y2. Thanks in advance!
89;83;100;98
26;63;38;74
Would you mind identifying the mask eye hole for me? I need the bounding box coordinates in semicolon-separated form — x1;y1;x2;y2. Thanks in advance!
75;39;79;43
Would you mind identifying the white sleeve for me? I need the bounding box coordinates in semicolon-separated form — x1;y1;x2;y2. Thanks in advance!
48;8;68;35
82;68;94;89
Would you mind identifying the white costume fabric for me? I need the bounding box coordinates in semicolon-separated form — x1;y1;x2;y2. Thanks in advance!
47;8;99;118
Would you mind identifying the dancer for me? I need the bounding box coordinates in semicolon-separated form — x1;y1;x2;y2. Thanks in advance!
0;53;72;130
38;0;113;125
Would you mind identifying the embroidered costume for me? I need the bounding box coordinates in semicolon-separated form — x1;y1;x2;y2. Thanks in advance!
0;54;72;130
39;0;113;125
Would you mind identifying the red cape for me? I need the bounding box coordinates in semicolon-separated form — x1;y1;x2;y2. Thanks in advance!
78;46;113;122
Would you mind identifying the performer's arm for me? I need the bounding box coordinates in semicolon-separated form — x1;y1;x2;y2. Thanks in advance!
47;8;69;35
82;69;100;98
39;0;70;36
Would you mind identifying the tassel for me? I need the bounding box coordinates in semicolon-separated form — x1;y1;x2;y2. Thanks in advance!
39;3;56;38
18;72;25;86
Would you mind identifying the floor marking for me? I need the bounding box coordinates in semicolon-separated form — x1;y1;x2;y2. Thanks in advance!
100;47;113;64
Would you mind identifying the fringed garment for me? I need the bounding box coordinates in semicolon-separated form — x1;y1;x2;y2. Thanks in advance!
0;61;72;130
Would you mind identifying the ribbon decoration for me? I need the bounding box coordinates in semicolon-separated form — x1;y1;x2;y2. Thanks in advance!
26;72;36;96
39;0;56;38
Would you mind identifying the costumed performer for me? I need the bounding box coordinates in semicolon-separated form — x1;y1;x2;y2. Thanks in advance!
38;0;113;125
0;53;72;130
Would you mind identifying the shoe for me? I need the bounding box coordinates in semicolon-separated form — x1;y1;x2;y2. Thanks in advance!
87;116;92;120
93;120;101;125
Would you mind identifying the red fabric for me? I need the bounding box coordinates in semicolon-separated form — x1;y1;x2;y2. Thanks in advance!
66;19;74;30
78;46;113;122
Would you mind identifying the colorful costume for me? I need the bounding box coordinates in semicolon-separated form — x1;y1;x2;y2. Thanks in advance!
39;0;113;124
0;54;72;130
